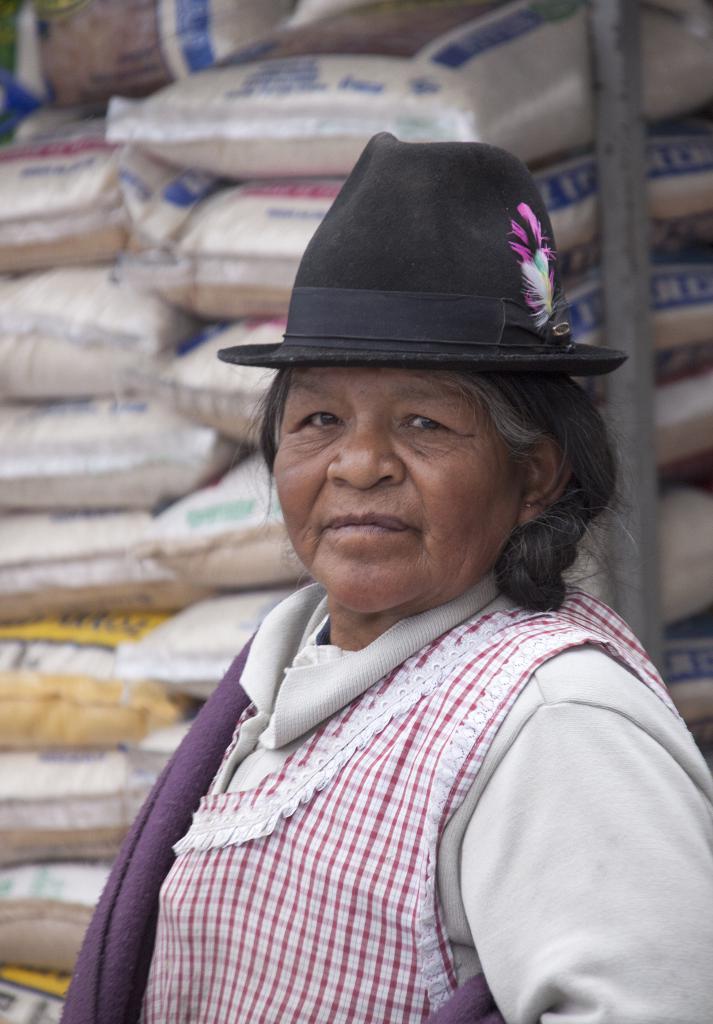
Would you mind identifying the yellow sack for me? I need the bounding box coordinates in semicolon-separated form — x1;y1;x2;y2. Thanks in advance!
0;611;187;748
0;964;70;1023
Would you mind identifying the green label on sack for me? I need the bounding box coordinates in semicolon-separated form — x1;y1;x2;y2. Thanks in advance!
187;499;258;529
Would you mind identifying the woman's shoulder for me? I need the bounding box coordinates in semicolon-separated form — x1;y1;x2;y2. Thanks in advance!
515;644;713;796
533;642;657;708
448;642;713;847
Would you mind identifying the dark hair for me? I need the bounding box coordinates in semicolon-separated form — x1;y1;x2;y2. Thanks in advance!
258;368;617;612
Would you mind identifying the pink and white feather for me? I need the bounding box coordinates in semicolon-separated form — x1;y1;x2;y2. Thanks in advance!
509;202;556;329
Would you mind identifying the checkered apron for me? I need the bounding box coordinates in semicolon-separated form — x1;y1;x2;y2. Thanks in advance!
141;592;679;1024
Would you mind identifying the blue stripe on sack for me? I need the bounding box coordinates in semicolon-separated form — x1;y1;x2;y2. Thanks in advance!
0;68;43;132
665;649;713;684
0;69;43;115
650;119;713;138
664;646;713;683
431;6;543;68
535;155;597;212
163;170;217;207
666;611;713;643
176;0;215;72
664;613;713;683
533;133;713;221
568;264;713;340
650;265;713;311
647;133;713;180
177;322;232;356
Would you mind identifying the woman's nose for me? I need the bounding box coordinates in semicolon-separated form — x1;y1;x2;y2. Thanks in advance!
326;424;405;489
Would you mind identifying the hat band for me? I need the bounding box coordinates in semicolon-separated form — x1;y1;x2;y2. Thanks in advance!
284;286;561;350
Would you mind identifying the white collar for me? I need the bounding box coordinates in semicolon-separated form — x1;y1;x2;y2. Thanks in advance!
239;574;507;750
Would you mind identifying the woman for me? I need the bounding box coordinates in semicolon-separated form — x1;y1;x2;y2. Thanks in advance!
62;135;713;1024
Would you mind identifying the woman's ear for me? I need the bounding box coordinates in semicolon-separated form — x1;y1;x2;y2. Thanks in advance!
518;437;571;525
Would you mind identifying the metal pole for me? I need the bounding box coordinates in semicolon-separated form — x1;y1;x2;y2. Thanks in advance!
589;0;661;664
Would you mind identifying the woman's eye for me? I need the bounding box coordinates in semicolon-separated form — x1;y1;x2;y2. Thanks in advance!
409;415;442;431
305;411;339;427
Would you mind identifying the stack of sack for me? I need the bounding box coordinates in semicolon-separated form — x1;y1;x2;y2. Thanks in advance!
4;0;713;998
0;609;185;976
0;595;292;978
0;114;255;615
0;0;302;989
102;0;713;754
551;126;713;480
545;128;713;736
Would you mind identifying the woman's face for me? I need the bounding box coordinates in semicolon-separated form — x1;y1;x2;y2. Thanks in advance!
274;367;538;649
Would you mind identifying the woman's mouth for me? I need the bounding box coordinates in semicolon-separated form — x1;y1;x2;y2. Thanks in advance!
325;514;410;533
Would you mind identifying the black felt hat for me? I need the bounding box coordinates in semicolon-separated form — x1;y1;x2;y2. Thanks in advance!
219;134;624;375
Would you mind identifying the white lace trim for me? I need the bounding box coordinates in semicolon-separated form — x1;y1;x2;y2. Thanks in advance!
173;609;519;857
416;623;611;1009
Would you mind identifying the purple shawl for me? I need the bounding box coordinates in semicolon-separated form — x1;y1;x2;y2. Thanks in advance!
61;641;504;1024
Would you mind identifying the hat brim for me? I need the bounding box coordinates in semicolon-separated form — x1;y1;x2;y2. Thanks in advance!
218;342;626;376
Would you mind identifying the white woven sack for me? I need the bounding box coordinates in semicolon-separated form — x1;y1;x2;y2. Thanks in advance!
0;266;197;400
108;1;713;180
129;321;279;440
138;721;194;753
288;0;375;24
120;155;343;318
119;145;219;248
116;589;294;698
537;124;713;281
294;0;713;32
128;720;195;776
13;106;98;141
109;1;713;181
642;3;713;120
569;269;713;474
647;125;713;252
135;454;302;589
534;152;599;281
0;126;126;272
659;486;713;624
0;511;210;621
568;262;713;384
657;367;713;473
0;399;233;511
107;0;593;176
0;750;158;865
37;0;292;107
0;862;110;972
